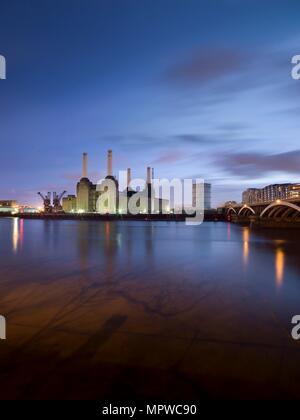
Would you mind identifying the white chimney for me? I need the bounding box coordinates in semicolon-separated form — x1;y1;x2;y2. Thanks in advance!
127;168;131;188
82;153;88;178
147;166;151;184
107;149;112;176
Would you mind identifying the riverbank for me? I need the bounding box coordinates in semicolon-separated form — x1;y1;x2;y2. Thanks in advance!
230;214;300;229
250;218;300;229
0;210;222;222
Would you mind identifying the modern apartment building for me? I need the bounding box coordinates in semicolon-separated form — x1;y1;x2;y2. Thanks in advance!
242;183;300;204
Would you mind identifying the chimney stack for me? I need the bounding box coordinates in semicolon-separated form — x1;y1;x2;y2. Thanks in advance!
147;166;152;184
107;150;112;176
127;168;131;188
82;153;88;178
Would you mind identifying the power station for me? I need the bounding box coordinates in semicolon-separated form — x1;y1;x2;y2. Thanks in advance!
59;150;169;215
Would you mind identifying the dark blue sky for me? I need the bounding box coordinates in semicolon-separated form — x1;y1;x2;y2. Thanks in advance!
1;0;300;206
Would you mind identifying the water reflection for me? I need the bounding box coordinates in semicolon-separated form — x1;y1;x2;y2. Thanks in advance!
77;222;92;270
242;227;250;266
275;247;285;287
105;221;110;248
12;218;19;253
19;219;24;249
3;219;300;295
1;220;300;400
104;221;115;279
227;223;231;241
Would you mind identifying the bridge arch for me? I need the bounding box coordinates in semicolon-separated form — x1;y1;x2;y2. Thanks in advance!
260;201;300;219
226;207;237;215
238;205;255;216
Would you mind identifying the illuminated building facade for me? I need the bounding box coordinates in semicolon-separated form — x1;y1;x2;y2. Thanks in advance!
70;151;169;214
0;200;18;213
62;195;77;213
242;183;300;204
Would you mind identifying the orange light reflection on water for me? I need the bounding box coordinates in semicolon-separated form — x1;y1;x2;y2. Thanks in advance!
275;247;285;287
12;218;19;253
243;227;250;266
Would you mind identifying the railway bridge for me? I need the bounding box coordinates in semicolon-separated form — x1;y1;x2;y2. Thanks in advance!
225;199;300;227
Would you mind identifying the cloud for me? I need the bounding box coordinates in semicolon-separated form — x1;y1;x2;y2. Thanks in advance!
174;134;214;144
163;47;245;86
102;134;164;149
216;150;300;178
216;123;248;133
152;150;186;164
174;133;237;146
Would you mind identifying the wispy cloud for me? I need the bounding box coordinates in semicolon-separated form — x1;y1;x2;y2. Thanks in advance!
152;150;186;164
216;150;300;178
163;47;245;86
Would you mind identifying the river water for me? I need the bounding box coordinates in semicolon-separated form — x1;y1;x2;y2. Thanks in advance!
0;218;299;399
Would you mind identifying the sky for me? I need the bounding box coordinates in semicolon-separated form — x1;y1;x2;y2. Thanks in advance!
0;0;300;207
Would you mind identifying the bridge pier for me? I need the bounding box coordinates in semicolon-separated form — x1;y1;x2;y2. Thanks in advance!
230;215;252;225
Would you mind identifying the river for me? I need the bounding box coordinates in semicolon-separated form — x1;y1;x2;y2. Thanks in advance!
0;218;299;399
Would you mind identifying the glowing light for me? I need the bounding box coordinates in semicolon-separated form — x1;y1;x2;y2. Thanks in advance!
243;227;250;266
275;248;285;287
276;199;281;204
19;219;24;248
12;218;19;253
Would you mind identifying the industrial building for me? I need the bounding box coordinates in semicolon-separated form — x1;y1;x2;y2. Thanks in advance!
63;150;170;215
0;200;18;213
61;195;77;213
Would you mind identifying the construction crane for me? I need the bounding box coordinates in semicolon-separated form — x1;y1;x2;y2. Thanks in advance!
38;192;52;213
53;191;67;213
37;191;66;213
